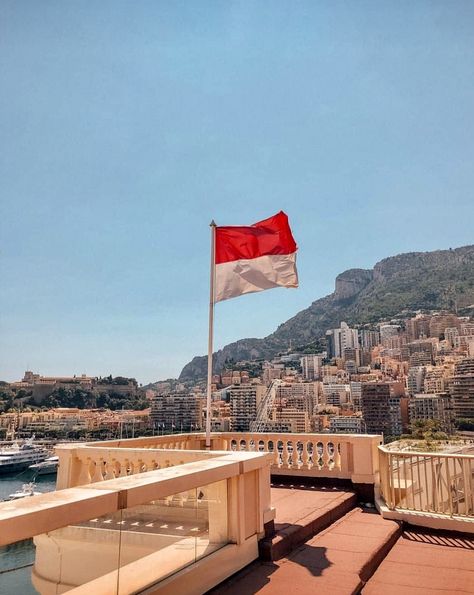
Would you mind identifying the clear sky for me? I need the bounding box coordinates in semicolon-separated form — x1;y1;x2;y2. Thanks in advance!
1;1;473;384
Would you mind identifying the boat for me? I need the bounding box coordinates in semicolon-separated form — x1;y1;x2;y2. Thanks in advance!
0;437;49;475
28;456;59;476
7;482;42;500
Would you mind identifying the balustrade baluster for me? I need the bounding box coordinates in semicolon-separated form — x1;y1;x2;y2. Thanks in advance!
282;441;290;469
334;442;342;470
91;458;104;482
104;459;115;480
77;457;92;485
320;440;329;470
299;441;308;469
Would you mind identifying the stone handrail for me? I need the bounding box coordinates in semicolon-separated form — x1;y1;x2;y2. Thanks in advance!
0;451;274;594
56;443;220;489
58;432;383;488
215;432;382;485
378;445;474;518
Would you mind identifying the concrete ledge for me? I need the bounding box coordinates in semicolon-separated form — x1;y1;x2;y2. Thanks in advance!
141;538;259;595
376;497;474;535
0;487;119;547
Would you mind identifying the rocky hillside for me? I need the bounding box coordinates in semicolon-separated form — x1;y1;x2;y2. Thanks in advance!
179;245;474;381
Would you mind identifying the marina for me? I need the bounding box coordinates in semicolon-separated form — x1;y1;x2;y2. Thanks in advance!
0;439;49;475
0;469;56;594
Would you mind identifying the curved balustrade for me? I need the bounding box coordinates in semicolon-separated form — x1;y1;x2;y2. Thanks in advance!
218;433;353;478
59;446;219;488
378;445;474;519
56;432;382;489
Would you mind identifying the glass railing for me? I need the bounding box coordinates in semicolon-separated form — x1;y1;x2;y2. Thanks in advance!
0;539;36;595
31;478;228;594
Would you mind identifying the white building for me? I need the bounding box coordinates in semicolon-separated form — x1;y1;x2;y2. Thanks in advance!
300;355;324;380
326;322;359;359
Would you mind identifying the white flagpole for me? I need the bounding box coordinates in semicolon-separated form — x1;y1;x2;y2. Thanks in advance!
205;220;217;448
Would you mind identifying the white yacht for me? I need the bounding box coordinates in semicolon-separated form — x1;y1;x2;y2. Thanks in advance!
7;482;42;500
29;456;59;476
0;438;48;475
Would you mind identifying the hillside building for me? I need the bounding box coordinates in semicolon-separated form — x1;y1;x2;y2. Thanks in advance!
150;393;201;431
451;357;474;419
361;382;402;436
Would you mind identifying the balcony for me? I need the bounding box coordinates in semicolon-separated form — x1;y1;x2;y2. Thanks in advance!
0;432;472;594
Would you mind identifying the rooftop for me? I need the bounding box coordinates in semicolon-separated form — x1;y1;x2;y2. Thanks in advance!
0;431;472;594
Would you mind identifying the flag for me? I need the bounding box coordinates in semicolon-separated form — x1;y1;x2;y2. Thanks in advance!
214;211;298;302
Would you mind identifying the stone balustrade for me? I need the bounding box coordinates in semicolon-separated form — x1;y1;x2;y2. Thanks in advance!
56;443;220;489
56;432;383;491
0;450;274;595
213;432;382;486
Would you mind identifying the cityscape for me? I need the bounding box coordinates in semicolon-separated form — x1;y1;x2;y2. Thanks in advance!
1;310;473;443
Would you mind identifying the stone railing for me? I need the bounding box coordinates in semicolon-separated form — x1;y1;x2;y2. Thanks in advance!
56;443;221;489
0;450;274;595
379;445;474;518
213;432;382;485
57;432;383;490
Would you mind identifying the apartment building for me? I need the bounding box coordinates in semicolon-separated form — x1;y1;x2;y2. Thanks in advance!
361;382;402;436
229;384;266;431
451;357;474;419
300;355;324;380
329;415;365;434
409;393;454;434
150;393;201;431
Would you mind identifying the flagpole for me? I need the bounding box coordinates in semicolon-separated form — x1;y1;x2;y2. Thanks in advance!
205;220;217;448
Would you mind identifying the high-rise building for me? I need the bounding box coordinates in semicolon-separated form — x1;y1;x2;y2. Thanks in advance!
326;322;359;359
361;382;402;436
409;393;454;434
429;314;461;339
350;381;363;412
262;362;283;385
359;329;380;350
270;406;310;432
451;357;474;419
322;383;350;408
343;347;360;366
445;327;460;348
300;355;324;380
407;367;426;395
229;384;266;431
406;316;431;341
329;415;364;434
150;393;201;431
423;366;449;394
379;325;400;346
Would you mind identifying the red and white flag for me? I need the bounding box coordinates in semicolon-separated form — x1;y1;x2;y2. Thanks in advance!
214;211;298;302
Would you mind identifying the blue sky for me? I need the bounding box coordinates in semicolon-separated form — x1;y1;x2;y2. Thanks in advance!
1;1;473;384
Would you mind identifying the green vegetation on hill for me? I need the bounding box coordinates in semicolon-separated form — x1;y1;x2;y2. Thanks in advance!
0;376;147;412
38;387;148;410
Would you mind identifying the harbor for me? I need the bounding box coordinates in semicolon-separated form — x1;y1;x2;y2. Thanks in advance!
0;473;56;595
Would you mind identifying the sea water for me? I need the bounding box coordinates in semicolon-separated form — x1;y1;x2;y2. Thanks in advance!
0;472;56;595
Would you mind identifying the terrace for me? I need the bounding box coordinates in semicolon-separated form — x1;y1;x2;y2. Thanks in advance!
0;431;472;594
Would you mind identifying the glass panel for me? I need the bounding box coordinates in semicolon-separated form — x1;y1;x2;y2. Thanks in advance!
0;539;37;595
29;479;229;594
32;509;122;593
117;479;228;594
